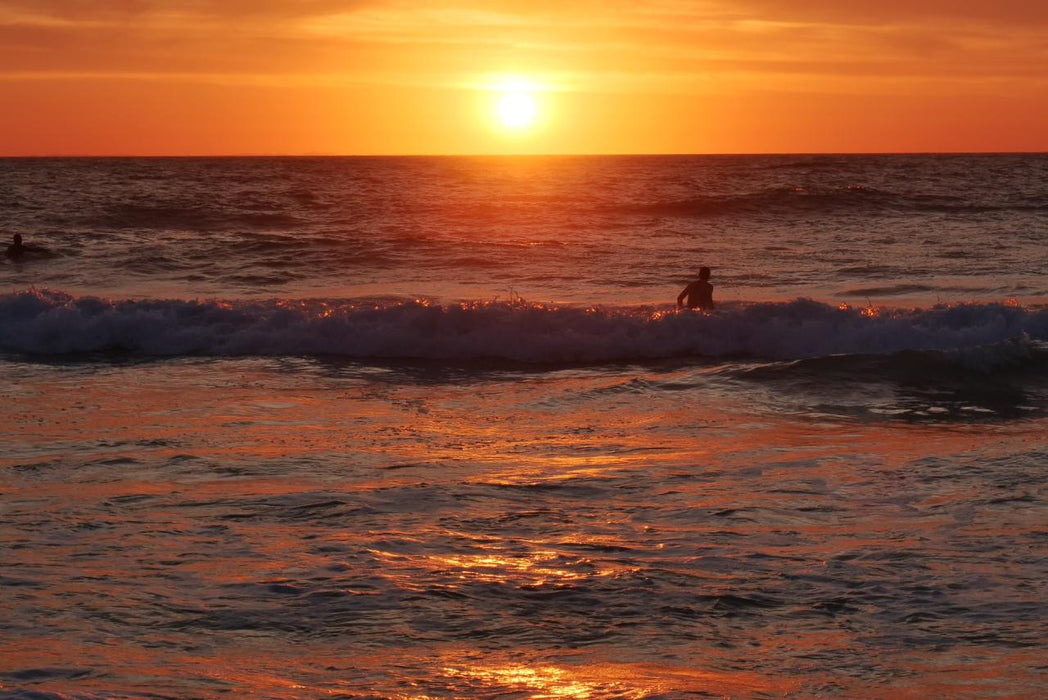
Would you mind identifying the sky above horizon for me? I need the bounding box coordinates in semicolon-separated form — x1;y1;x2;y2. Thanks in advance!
1;0;1046;155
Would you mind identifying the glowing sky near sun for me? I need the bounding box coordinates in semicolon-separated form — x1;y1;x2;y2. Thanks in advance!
0;0;1045;155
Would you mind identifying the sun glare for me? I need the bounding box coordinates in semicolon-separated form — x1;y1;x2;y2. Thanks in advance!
497;92;536;129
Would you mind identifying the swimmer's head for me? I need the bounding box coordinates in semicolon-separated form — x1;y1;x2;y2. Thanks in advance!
699;266;711;280
13;234;22;245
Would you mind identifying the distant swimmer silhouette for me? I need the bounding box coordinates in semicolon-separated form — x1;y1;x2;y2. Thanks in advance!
677;266;714;310
5;234;51;261
5;234;26;260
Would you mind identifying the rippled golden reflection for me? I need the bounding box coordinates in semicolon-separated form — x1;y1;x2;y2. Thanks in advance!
440;664;647;699
428;660;789;698
431;551;586;586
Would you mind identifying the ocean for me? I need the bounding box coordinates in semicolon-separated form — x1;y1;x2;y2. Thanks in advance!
1;154;1046;698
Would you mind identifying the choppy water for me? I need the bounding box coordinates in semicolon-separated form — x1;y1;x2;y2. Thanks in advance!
1;155;1047;698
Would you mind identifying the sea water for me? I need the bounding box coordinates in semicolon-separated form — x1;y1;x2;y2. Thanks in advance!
1;155;1046;698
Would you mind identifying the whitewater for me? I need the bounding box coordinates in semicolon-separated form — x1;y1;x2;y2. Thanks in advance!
3;290;1048;365
1;154;1046;698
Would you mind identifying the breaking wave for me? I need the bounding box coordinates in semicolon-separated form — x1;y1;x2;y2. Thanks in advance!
2;289;1046;366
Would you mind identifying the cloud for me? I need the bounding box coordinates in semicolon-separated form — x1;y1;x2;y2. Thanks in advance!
0;1;371;21
735;0;1048;27
0;0;1045;93
6;0;1048;27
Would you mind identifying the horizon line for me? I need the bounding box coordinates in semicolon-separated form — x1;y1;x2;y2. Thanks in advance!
2;150;1046;159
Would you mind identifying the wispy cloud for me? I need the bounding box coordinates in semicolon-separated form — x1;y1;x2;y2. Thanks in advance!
0;0;1044;92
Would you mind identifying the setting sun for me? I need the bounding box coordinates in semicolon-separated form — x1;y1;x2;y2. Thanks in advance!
497;92;536;129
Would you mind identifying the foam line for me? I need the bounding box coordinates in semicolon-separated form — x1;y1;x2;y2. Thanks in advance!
2;289;1045;363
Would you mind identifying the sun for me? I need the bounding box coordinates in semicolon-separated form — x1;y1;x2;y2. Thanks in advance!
497;92;536;129
482;76;546;136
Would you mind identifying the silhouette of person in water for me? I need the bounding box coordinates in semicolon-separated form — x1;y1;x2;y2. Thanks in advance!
677;266;714;310
5;234;49;261
5;234;26;260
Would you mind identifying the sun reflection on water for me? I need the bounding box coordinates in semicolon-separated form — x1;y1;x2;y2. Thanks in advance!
440;664;650;699
431;550;589;586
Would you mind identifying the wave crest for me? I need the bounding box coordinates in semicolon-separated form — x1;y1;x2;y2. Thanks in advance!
1;290;1045;363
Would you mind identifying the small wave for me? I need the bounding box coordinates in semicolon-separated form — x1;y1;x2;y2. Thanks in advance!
739;334;1046;382
2;290;1046;364
766;158;850;170
841;284;936;297
733;335;1048;419
84;203;303;231
837;265;898;277
613;186;902;218
612;186;1048;218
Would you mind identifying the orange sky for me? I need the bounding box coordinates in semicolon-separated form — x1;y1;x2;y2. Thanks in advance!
1;0;1046;155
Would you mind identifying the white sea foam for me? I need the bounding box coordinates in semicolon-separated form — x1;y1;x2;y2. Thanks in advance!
2;289;1045;363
